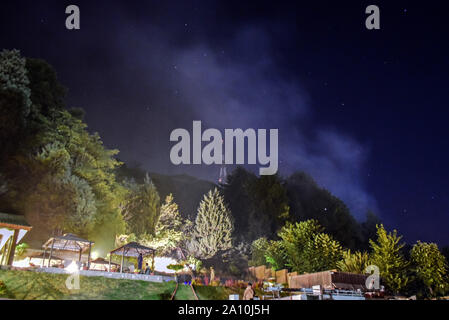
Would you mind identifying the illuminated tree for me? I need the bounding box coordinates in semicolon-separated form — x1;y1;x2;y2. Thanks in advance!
190;188;233;259
370;224;409;294
410;241;448;297
122;173;160;237
337;250;371;274
278;220;343;273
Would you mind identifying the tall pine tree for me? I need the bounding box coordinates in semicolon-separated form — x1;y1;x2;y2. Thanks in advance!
190;188;233;259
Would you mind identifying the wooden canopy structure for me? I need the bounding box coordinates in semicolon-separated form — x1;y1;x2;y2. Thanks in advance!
90;257;119;271
0;212;32;266
109;242;155;273
91;257;119;266
28;252;64;266
42;233;94;269
289;270;369;291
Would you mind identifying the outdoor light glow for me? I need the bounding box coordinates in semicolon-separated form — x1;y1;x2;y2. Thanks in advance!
91;251;99;260
154;257;177;273
65;260;79;273
12;258;30;268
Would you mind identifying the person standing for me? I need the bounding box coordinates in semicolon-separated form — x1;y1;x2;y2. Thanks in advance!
137;253;143;271
243;282;255;300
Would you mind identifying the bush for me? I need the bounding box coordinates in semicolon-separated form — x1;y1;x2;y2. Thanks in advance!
167;264;184;272
210;280;220;287
0;280;8;296
191;278;203;286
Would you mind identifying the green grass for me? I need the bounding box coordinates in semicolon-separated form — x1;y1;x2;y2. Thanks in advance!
0;269;242;300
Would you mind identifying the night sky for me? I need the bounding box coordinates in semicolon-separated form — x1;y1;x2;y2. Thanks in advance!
1;1;448;245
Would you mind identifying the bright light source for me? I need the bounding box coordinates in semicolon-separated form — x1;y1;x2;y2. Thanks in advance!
154;257;177;273
12;258;30;268
65;260;79;273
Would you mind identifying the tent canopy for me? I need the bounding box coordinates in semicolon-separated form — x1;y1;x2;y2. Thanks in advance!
43;233;93;252
29;252;64;261
0;212;32;230
91;257;119;266
0;212;32;266
109;242;155;273
110;242;155;258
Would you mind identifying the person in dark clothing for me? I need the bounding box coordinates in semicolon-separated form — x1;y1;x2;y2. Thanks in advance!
137;253;143;271
144;262;151;275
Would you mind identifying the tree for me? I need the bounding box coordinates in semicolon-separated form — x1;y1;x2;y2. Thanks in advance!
144;193;190;255
337;250;371;274
25;58;66;116
223;166;256;241
265;240;287;270
361;211;382;248
0;49;31;117
304;232;343;272
370;224;409;294
278;220;343;273
0;50;31;159
122;173;161;237
247;174;290;241
410;241;448;297
249;237;269;267
190;188;233;259
286;171;365;250
278;220;322;272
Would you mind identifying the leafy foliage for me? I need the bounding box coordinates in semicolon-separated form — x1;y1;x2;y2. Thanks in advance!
190;188;234;259
141;193;191;255
286;172;365;250
370;224;409;294
122;173;161;237
0;49;31;117
265;240;287;270
249;237;269;267
337;250;371;274
410;241;448;297
277;220;343;273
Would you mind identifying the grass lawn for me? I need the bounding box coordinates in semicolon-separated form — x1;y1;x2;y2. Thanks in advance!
0;269;243;300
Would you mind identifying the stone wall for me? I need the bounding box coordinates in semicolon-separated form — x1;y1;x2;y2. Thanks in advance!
34;267;174;283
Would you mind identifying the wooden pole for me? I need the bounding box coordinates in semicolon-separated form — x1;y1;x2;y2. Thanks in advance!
87;242;92;270
0;237;10;265
152;250;155;272
120;249;125;273
48;238;55;267
42;247;47;267
6;229;19;266
108;254;112;272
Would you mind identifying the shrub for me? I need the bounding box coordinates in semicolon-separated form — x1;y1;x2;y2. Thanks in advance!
0;280;7;296
210;280;220;287
167;264;184;273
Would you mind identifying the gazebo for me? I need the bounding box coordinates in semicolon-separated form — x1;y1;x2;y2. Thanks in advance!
28;252;64;267
0;212;32;266
90;257;119;271
109;242;155;273
42;233;94;268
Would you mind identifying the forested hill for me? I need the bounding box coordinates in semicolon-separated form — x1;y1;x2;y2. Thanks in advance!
116;165;216;220
118;164;380;251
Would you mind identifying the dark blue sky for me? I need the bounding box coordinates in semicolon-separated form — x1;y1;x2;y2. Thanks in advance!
1;0;448;245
